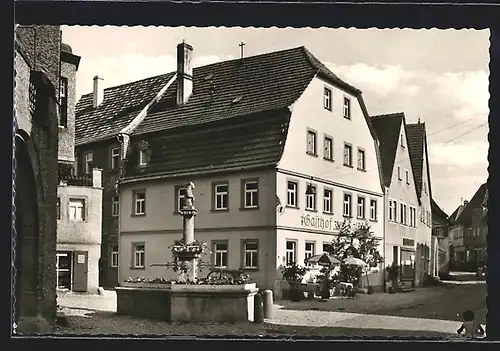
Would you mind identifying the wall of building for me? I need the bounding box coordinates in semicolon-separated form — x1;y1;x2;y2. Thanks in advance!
14;53;33;135
58;60;77;163
119;228;274;289
57;169;103;293
76;140;121;287
384;123;419;272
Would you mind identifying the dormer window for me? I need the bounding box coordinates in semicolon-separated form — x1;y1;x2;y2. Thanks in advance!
137;141;149;167
138;149;148;166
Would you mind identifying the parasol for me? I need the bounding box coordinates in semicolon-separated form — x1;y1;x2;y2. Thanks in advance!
305;253;341;267
343;256;368;267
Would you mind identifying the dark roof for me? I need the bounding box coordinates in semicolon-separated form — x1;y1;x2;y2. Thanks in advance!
75;73;176;145
75;46;362;145
431;198;448;221
121;109;290;183
370;113;404;187
61;42;72;54
456;183;488;226
406;123;426;197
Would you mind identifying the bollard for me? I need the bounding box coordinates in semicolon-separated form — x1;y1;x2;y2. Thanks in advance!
262;289;274;319
253;292;264;324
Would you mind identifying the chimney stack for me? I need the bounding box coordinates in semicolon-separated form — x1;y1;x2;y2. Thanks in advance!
176;42;193;105
463;200;469;206
93;75;104;108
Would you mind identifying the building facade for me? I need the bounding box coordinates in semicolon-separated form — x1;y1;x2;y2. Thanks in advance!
14;25;61;332
371;113;420;288
55;43;104;294
406;122;433;286
431;199;450;276
449;200;467;268
76;43;386;295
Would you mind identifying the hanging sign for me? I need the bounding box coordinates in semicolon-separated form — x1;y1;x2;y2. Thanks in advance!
77;254;85;264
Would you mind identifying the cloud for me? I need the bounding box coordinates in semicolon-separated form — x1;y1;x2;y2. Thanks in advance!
428;141;488;167
76;53;225;100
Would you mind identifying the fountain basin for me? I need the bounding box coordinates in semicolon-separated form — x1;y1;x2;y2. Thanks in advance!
116;283;259;323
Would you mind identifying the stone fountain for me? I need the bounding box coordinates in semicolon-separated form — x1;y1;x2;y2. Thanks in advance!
116;182;259;323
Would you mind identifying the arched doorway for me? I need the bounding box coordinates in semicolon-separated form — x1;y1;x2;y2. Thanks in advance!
13;130;40;326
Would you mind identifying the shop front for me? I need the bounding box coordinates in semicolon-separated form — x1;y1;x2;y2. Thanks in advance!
400;238;416;286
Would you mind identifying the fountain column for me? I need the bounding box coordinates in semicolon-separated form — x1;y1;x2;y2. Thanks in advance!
178;182;198;282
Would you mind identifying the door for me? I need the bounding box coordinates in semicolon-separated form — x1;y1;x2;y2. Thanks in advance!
56;251;72;290
72;251;88;292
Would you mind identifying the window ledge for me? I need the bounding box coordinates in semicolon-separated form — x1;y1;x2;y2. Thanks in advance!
344;116;351;120
131;213;146;217
239;206;260;211
357;168;367;172
130;267;145;270
240;267;259;272
323;157;335;163
305;208;317;213
343;164;354;168
286;205;300;210
357;216;366;220
306;152;319;158
343;215;353;219
58;125;67;129
369;219;378;223
211;208;230;213
323;211;334;215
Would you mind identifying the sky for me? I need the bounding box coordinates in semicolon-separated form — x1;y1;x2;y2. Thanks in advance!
61;26;490;216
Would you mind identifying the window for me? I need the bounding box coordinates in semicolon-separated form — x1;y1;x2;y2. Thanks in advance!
324;87;332;111
343;143;352;167
243;240;258;269
112;195;119;217
357;148;366;171
111;246;119;267
420;207;425;223
400;203;407;225
409;207;416;227
343;193;352;217
400;133;405;148
369;199;377;221
59;77;68;127
133;243;145;268
213;241;228;268
213;183;229;210
397;166;401;180
323;188;333;214
69;198;85;221
84;152;93;175
134;190;146;215
305;185;316;211
306;130;317;155
111;147;120;170
287;181;298;207
324;136;333;160
405;170;410;184
138;149;148;166
357;196;366;219
57;198;61;220
29;79;37;117
343;97;351;119
423;182;427;194
285;241;297;266
305;242;315;266
389;200;397;221
243;180;259;208
176;186;187;212
322;243;332;253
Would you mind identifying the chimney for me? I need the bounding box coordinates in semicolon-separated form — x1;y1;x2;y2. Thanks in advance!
463;200;469;206
93;75;104;108
176;42;193;105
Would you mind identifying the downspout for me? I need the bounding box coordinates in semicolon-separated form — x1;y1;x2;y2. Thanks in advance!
383;186;388;292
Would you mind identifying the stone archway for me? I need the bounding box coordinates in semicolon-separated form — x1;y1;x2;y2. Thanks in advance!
13;130;48;332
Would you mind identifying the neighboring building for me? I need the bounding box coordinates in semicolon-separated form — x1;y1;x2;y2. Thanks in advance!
449;200;468;268
13;25;61;332
75;43;386;295
455;183;488;269
371;113;420;288
406;121;433;286
56;43;103;294
431;198;450;276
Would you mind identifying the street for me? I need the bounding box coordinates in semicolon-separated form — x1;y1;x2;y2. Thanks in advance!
52;282;486;337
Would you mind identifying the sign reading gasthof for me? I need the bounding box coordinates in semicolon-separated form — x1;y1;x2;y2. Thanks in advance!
300;213;335;232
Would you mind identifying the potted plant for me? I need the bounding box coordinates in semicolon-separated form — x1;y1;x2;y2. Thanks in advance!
385;264;400;294
282;263;307;302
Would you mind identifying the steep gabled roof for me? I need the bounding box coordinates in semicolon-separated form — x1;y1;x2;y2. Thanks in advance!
406;122;426;197
121;109;290;183
431;198;449;222
456;183;488;226
75;73;176;145
370;113;404;187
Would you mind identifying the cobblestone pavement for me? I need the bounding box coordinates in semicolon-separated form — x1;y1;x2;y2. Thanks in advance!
51;287;484;338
